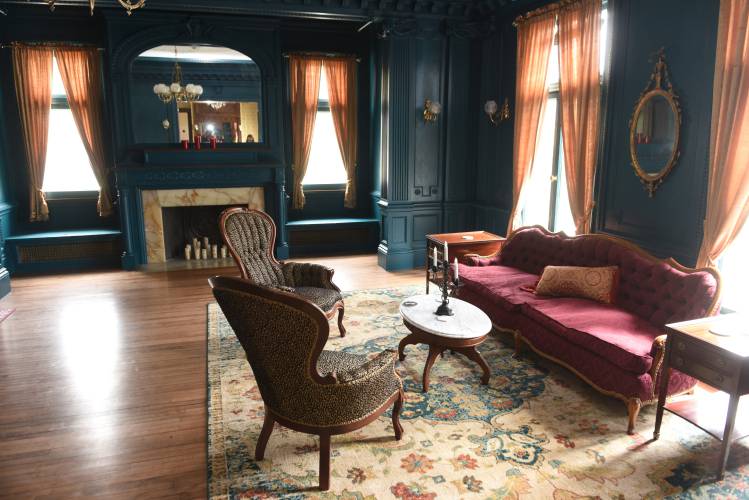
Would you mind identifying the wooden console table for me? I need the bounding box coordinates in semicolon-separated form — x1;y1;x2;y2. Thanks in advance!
425;231;505;293
654;315;749;480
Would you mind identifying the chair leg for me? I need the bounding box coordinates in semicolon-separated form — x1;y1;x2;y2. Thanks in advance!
627;398;642;435
392;389;404;440
319;434;331;491
255;410;275;461
337;305;346;337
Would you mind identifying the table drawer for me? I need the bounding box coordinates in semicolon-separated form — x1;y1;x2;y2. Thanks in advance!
673;336;738;374
671;352;737;392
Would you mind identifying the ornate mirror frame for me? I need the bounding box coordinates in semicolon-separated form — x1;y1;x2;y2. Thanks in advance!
628;49;682;197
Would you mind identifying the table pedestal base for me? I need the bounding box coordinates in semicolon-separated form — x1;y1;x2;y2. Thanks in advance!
398;329;490;393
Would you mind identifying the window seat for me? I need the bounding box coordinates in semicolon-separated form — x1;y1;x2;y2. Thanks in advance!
5;229;122;274
286;218;379;256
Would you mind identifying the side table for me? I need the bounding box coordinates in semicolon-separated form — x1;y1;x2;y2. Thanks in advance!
425;231;505;293
654;315;749;480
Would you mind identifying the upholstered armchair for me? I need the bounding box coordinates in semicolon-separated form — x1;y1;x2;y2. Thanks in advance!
219;207;346;336
209;276;404;491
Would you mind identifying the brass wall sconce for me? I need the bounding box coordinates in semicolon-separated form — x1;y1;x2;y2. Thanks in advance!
423;99;442;123
484;98;511;125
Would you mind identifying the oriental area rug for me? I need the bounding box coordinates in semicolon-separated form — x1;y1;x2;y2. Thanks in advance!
207;287;749;499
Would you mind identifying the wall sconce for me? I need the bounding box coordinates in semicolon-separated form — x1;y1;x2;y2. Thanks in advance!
423;99;442;123
485;98;511;126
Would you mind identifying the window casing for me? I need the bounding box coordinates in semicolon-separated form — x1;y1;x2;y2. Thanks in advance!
301;71;348;187
42;56;99;194
519;7;608;236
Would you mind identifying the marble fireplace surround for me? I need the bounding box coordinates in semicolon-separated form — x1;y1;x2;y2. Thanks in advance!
142;187;265;263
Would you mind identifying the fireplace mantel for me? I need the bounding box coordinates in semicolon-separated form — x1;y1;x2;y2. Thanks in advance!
115;163;288;269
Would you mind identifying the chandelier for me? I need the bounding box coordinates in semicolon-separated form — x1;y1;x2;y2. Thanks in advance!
208;102;226;110
47;0;146;16
153;47;204;104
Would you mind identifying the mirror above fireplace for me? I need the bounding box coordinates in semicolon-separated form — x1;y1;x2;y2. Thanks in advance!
130;44;263;144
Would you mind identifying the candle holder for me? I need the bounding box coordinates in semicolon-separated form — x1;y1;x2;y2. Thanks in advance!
431;258;461;316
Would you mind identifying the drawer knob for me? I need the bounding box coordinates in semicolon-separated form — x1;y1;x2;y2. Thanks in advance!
717;358;726;367
674;356;683;366
716;374;725;383
676;342;686;351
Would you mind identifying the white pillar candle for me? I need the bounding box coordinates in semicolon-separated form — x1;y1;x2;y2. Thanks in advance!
211;244;218;259
185;245;192;260
443;241;448;261
432;246;438;267
220;245;228;259
203;237;210;249
454;257;459;280
192;238;199;251
194;246;201;260
201;248;208;260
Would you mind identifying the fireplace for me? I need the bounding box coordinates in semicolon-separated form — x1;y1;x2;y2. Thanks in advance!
142;187;264;263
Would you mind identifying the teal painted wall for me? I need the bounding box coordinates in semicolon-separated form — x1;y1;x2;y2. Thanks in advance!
469;0;721;268
594;0;720;266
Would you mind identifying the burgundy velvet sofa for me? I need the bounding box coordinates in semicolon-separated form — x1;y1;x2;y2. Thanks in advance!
457;226;721;434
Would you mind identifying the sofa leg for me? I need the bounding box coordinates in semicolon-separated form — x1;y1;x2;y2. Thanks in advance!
627;398;642;435
513;332;524;358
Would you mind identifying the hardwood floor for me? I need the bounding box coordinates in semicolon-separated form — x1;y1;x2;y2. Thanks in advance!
0;254;422;499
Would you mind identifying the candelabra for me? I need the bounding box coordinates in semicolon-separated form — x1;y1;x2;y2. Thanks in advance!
430;257;461;316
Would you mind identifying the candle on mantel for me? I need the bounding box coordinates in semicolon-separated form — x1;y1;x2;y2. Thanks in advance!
454;257;459;280
432;246;438;267
443;241;448;262
185;245;192;261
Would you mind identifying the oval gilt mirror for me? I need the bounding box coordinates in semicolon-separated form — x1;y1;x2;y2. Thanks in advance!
629;49;681;197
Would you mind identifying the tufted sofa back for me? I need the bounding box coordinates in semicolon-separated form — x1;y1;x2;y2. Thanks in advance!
500;227;721;327
221;209;287;287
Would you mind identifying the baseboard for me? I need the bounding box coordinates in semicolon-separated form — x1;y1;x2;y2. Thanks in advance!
377;245;425;271
0;267;10;299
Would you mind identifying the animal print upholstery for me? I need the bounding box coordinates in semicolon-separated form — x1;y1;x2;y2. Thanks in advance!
212;286;402;427
222;210;343;312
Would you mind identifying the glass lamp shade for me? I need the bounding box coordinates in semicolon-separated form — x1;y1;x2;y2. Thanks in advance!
484;100;498;115
170;82;182;93
429;101;442;115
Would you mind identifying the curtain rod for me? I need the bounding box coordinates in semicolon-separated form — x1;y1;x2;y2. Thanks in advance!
283;51;361;63
1;41;105;50
513;0;584;27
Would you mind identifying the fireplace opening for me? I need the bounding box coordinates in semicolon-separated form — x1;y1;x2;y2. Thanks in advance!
162;205;243;260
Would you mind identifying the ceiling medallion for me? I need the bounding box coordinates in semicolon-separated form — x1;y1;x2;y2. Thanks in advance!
46;0;146;16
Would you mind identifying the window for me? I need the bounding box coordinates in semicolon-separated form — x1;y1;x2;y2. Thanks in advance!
42;56;99;193
301;71;348;186
519;7;609;236
719;226;749;313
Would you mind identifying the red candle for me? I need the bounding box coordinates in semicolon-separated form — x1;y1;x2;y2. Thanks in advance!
210;137;217;150
194;134;202;150
181;139;189;150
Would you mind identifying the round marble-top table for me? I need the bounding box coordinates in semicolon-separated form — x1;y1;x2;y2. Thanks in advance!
398;294;493;392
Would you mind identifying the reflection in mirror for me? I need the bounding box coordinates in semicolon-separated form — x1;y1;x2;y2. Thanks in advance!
131;44;262;144
633;94;676;174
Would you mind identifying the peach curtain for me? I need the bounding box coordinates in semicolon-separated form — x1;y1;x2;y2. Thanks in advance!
507;11;556;234
55;47;113;217
325;57;358;208
289;55;323;209
697;0;749;267
12;45;53;222
558;0;601;234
